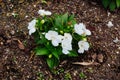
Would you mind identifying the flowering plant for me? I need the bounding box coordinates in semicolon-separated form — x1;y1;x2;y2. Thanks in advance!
28;9;91;69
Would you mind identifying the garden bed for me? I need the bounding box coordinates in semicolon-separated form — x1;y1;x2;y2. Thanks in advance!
0;0;120;80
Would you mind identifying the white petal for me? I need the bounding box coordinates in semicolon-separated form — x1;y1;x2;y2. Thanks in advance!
57;35;64;43
45;33;51;40
48;30;58;35
85;29;91;35
45;30;58;40
74;23;84;35
78;23;86;29
62;39;72;50
78;41;89;53
38;9;52;16
28;19;36;29
38;10;45;16
45;11;52;15
78;48;84;53
83;42;89;50
63;33;72;41
52;40;59;46
29;28;36;35
28;19;36;35
62;49;69;54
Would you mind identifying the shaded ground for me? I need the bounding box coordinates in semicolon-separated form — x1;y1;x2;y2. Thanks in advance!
0;0;120;80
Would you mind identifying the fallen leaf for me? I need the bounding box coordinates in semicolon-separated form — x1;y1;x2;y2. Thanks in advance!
92;54;97;60
19;0;24;3
29;51;35;62
97;54;104;63
72;62;100;66
17;40;25;50
6;40;12;43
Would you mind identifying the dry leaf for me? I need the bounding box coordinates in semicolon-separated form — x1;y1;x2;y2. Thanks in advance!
17;40;25;50
6;40;12;43
72;62;100;66
19;0;24;3
29;52;35;61
97;54;104;63
92;54;97;60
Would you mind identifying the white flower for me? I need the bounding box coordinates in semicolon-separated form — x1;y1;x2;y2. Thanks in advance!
45;30;63;46
28;19;37;35
62;33;72;41
107;21;113;28
38;9;52;16
78;41;89;53
74;23;91;36
61;33;72;54
62;39;72;54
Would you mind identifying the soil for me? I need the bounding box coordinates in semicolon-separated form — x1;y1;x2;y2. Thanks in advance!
0;0;120;80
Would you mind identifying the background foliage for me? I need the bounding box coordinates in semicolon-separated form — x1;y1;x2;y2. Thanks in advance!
101;0;120;11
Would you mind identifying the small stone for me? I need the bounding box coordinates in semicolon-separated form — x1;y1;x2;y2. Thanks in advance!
10;30;15;35
107;21;113;28
108;64;110;67
25;15;28;18
118;47;120;50
0;42;3;45
33;5;36;7
116;51;119;54
107;12;110;16
113;37;119;43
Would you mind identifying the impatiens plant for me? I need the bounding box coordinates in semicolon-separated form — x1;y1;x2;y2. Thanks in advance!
28;9;91;69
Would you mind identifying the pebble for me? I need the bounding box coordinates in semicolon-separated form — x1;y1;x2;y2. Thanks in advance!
113;37;119;43
25;15;28;18
108;64;110;67
0;42;3;45
10;30;15;35
116;51;119;54
107;12;110;16
107;21;113;28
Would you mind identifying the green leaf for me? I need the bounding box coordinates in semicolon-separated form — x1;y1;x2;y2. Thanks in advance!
102;0;110;8
116;0;120;7
62;13;68;24
52;50;59;60
55;16;62;27
68;51;78;57
109;1;116;11
47;57;59;69
68;14;74;21
35;47;49;55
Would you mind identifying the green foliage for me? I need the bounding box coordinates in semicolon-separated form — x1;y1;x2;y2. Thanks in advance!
47;57;59;69
37;72;45;80
52;68;65;75
79;72;87;79
64;73;72;80
102;0;120;11
41;0;47;4
35;47;49;56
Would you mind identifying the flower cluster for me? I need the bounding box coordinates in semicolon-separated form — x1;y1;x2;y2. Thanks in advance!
44;22;91;54
28;9;91;69
45;31;72;54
